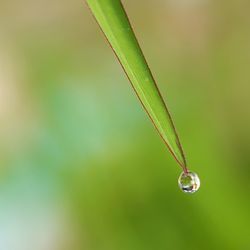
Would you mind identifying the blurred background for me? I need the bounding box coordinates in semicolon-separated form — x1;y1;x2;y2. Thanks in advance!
0;0;250;249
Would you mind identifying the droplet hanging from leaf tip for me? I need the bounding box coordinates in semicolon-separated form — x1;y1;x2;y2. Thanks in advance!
178;171;200;193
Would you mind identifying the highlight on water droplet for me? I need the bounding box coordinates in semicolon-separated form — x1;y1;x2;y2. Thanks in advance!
178;171;200;193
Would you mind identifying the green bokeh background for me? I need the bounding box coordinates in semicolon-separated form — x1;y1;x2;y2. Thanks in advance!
0;0;250;249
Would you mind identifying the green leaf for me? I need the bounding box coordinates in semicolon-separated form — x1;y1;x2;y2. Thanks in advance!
86;0;187;171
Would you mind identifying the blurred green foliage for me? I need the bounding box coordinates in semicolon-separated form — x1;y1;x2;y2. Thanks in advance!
0;0;250;249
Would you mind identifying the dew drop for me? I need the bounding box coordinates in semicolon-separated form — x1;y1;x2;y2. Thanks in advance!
178;171;200;193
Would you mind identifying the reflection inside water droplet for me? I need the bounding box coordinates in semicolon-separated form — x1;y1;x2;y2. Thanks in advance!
178;171;200;193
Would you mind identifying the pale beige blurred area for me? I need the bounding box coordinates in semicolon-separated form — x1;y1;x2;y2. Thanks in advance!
0;0;250;249
0;1;85;249
0;40;34;151
0;198;77;250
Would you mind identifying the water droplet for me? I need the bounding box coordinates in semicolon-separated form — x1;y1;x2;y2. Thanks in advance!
178;171;200;193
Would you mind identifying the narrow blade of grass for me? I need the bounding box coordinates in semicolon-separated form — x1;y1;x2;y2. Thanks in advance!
86;0;187;171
